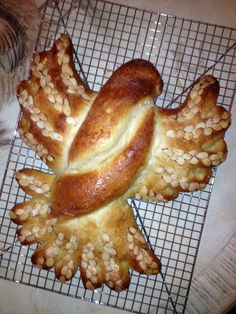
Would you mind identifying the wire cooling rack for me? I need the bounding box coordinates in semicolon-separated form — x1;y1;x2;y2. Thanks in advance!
0;0;236;313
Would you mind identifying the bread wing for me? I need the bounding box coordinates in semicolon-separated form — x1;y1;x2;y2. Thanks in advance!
129;75;230;202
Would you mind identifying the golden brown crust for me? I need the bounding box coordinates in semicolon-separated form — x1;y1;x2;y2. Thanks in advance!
69;59;163;165
12;197;161;291
17;34;96;173
14;168;55;200
10;34;231;292
51;108;154;216
129;75;231;202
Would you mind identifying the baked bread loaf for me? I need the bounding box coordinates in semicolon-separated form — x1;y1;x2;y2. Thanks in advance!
10;34;231;291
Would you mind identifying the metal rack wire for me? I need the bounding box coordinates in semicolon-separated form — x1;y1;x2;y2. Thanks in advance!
0;0;236;313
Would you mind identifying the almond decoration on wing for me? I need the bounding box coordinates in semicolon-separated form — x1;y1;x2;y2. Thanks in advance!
10;34;231;292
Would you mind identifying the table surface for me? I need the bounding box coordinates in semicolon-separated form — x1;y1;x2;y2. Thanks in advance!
0;0;235;313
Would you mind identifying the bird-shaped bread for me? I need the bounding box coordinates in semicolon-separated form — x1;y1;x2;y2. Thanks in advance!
10;34;231;292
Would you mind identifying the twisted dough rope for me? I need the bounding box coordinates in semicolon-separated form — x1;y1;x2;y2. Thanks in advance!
10;34;231;291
